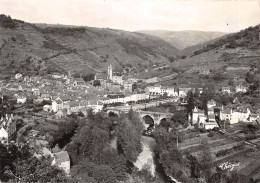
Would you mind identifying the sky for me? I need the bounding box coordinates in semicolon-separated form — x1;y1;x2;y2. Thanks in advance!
0;0;260;33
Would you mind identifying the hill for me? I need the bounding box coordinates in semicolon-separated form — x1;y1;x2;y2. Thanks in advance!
137;30;226;50
0;15;178;77
169;25;260;70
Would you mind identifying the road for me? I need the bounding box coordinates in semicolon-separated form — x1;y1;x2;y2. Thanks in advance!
106;98;178;112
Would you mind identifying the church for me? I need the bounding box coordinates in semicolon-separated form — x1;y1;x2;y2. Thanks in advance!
95;65;124;85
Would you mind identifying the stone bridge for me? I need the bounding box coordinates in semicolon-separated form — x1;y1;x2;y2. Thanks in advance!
106;108;174;127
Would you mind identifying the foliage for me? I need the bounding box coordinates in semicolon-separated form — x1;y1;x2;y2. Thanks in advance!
83;73;95;82
170;110;188;127
67;111;129;182
187;90;195;116
42;40;65;50
193;25;260;55
116;109;144;162
93;80;101;86
39;27;86;36
0;14;16;29
0;143;68;182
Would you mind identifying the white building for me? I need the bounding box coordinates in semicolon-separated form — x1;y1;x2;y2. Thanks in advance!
220;108;251;124
17;95;27;104
235;85;248;93
15;73;22;80
222;86;231;94
0;127;8;144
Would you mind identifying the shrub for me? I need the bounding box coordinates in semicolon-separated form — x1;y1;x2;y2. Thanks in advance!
216;148;233;157
200;128;207;133
207;131;215;137
0;14;16;29
212;127;220;131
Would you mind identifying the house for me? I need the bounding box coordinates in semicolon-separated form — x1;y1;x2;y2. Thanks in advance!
123;80;133;93
43;105;52;112
191;106;205;124
52;73;64;79
79;107;89;116
94;72;107;80
178;86;192;97
73;78;85;87
111;75;123;85
220;107;251;124
166;87;178;97
15;73;22;80
0;127;8;144
68;101;81;113
231;108;251;124
235;85;248;93
221;108;232;122
52;98;63;112
52;151;70;175
87;100;103;113
147;85;162;96
41;93;51;101
17;94;27;104
56;109;68;118
222;86;231;94
207;100;216;109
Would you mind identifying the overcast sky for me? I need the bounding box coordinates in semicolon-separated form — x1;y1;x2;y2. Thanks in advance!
0;0;260;32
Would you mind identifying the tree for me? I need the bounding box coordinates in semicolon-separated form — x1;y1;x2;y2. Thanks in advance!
187;90;195;120
170;110;188;127
200;89;209;116
199;138;212;180
0;143;68;182
116;110;143;163
245;71;255;84
93;80;101;87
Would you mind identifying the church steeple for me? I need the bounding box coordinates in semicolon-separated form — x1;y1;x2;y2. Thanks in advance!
108;65;113;80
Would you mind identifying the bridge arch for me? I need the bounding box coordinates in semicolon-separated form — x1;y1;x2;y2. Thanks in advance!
107;110;120;116
141;115;155;130
108;111;119;118
158;118;170;129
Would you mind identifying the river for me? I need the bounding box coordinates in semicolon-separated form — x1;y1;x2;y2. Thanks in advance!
110;135;179;183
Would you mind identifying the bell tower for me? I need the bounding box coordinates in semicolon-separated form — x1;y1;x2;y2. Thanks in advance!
108;65;113;80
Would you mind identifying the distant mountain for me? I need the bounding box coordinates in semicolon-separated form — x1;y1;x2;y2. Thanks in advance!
180;34;232;56
0;15;179;77
137;30;227;50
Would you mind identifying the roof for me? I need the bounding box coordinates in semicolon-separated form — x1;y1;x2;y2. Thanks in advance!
55;99;63;104
208;114;215;119
59;95;70;102
73;78;85;82
69;101;79;107
223;108;232;114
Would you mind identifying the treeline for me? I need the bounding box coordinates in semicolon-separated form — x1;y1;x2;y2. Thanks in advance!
194;25;260;55
0;14;16;29
66;109;144;183
38;26;86;36
73;73;95;82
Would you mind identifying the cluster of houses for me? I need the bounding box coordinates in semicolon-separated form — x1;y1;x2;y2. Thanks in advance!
191;99;256;129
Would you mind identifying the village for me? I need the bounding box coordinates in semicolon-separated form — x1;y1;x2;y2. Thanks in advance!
0;62;259;177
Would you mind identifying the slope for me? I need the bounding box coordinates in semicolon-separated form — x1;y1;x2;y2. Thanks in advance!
170;25;260;70
0;15;178;77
